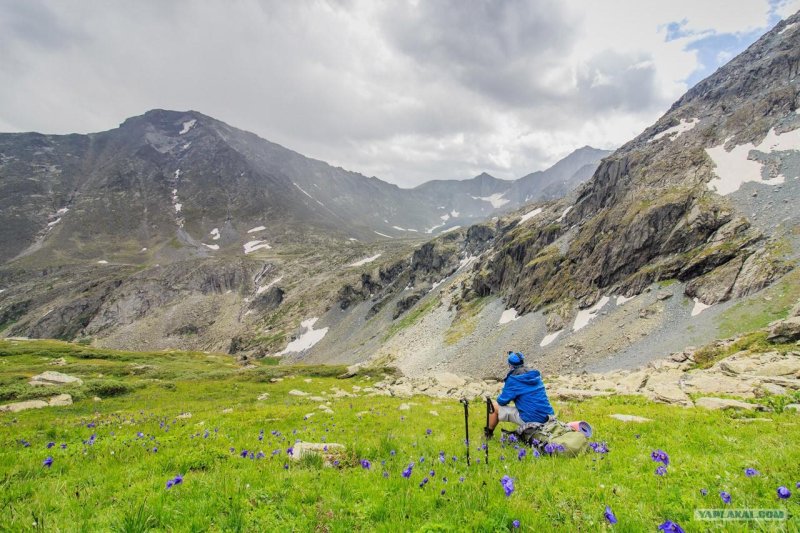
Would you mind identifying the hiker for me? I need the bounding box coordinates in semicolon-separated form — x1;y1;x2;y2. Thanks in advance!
484;351;555;438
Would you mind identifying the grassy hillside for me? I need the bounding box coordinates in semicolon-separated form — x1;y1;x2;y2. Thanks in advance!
1;340;798;531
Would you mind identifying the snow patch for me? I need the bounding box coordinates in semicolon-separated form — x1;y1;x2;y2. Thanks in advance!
520;207;542;223
498;308;518;324
557;206;573;222
573;296;610;332
140;248;147;252
179;119;196;134
450;209;459;217
425;222;446;234
441;225;461;234
616;294;635;306
244;240;272;254
440;214;450;221
540;330;562;347
392;226;406;231
349;254;382;267
210;228;220;240
97;260;108;264
280;318;329;354
293;182;314;199
56;207;69;215
780;22;797;34
248;226;266;233
458;255;477;270
348;238;358;242
174;203;182;213
256;276;283;295
374;231;393;239
691;298;711;317
706;127;800;195
47;218;61;227
203;244;219;251
472;193;509;209
650;118;699;142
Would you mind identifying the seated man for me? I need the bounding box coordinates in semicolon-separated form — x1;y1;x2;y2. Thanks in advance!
485;351;555;437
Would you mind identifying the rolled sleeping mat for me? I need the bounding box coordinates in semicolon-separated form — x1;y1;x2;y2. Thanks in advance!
566;421;593;438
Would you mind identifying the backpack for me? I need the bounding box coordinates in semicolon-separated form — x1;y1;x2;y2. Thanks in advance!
510;416;588;457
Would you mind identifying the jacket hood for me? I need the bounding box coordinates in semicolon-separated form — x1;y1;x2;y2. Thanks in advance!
504;368;542;384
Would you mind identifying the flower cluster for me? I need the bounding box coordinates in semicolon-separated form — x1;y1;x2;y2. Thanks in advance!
589;442;609;454
165;474;183;489
501;475;515;497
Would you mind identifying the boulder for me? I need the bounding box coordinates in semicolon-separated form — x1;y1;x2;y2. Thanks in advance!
290;442;346;465
644;370;692;406
767;317;800;344
694;397;761;411
681;371;756;398
288;389;309;397
614;370;650;394
48;394;72;407
551;388;613;401
28;371;82;387
389;384;414;397
433;372;466;389
0;399;49;412
784;404;800;412
757;382;787;396
608;414;652;423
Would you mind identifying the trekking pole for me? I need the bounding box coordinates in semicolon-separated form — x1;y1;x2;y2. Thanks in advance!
460;398;470;467
485;397;494;466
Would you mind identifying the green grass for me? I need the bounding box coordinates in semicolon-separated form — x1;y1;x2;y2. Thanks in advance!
1;339;799;531
383;296;440;342
716;269;800;338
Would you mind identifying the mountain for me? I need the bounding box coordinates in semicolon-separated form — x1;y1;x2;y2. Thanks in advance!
0;111;609;265
0;110;607;353
412;146;612;223
279;13;800;378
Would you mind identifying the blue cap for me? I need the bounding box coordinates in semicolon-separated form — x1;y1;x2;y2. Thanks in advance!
507;352;524;366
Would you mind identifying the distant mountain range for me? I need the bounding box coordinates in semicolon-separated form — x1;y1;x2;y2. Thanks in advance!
0;111;609;265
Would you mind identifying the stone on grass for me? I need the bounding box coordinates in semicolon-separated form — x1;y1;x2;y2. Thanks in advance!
29;371;83;387
291;442;345;465
695;397;761;411
609;414;652;423
288;389;309;397
48;394;72;407
49;357;67;366
681;372;756;398
257;393;270;400
551;388;613;401
398;403;411;411
785;404;800;412
177;412;192;419
0;399;49;413
767;317;800;343
308;396;325;402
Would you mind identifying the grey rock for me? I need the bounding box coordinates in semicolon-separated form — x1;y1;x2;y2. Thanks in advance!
609;414;652;423
767;317;800;344
695;397;762;411
29;371;83;387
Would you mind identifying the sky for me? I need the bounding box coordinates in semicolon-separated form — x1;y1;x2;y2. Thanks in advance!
1;0;798;187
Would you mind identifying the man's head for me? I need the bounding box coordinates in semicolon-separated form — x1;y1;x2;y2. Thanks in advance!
507;351;524;367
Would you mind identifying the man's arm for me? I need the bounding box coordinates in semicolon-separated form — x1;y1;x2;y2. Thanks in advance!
496;380;515;406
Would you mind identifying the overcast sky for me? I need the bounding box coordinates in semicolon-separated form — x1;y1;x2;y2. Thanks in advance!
1;0;798;187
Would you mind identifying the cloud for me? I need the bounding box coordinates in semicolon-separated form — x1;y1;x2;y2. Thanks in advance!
0;0;795;187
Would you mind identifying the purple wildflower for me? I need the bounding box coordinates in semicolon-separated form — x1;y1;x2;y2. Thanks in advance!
512;520;520;529
426;429;432;435
360;459;371;470
656;465;667;476
153;447;158;453
256;451;265;459
657;521;685;533
333;460;340;467
46;442;55;449
20;440;30;448
173;474;183;485
137;432;144;438
543;443;565;455
459;476;465;482
518;449;527;460
166;480;174;489
700;488;708;496
508;434;518;443
501;475;515;497
230;447;236;454
604;506;617;525
286;447;294;456
777;486;791;499
589;442;609;454
651;450;669;466
440;489;446;495
42;456;53;468
402;464;413;478
429;470;435;477
439;451;445;463
87;422;96;428
60;443;67;449
283;463;289;470
720;491;731;504
744;468;759;477
382;471;389;478
423;477;429;484
390;450;396;456
240;450;249;458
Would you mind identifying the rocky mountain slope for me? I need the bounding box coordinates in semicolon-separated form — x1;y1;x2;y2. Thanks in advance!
0;109;606;355
281;13;800;379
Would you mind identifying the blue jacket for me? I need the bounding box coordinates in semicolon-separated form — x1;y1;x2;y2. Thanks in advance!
497;368;554;423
